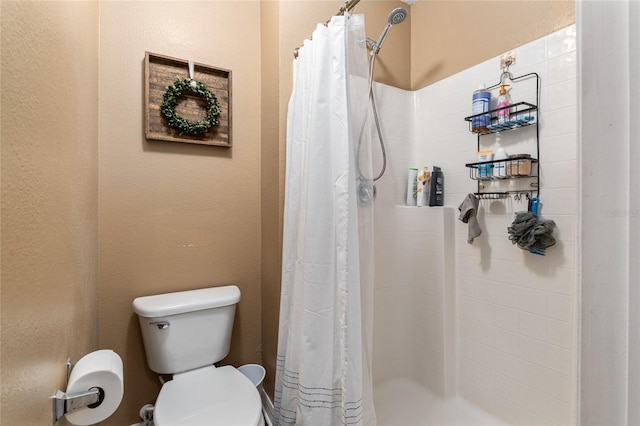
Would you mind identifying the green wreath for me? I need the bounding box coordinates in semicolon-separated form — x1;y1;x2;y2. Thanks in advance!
160;78;221;136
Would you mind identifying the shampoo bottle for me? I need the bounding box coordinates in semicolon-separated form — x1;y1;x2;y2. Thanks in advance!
406;168;418;206
497;84;511;125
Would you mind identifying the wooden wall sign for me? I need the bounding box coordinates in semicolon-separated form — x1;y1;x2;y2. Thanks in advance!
145;52;231;147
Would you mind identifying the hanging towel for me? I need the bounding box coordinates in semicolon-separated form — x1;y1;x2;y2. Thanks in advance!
458;193;482;243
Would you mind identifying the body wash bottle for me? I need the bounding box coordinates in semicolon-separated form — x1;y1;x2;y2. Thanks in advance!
497;84;511;125
416;167;429;206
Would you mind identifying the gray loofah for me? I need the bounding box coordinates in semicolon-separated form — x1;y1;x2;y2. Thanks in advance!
507;211;556;251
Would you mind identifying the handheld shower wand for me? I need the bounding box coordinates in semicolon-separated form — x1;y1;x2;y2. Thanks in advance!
357;6;408;205
370;7;408;54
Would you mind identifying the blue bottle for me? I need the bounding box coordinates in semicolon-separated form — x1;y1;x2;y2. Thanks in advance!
472;84;491;133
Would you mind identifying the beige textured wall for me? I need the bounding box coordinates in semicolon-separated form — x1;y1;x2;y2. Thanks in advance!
411;0;575;89
260;0;282;399
98;2;262;424
0;1;99;425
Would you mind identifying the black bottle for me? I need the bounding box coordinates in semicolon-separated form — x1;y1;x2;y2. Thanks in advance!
429;166;444;206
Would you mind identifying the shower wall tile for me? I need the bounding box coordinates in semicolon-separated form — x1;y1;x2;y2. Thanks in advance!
540;161;577;192
516;36;547;70
547;52;577;86
547;26;577;59
372;25;577;425
373;206;450;395
542;80;577;113
541;106;577;141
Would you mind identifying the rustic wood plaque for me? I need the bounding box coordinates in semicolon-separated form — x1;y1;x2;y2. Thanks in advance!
144;52;231;147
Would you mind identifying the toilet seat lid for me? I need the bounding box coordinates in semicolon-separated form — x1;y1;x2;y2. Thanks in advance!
154;365;263;426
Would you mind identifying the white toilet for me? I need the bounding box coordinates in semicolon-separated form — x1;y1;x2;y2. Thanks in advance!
132;285;264;426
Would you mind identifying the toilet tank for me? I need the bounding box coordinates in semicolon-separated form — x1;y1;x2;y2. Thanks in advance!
132;285;241;375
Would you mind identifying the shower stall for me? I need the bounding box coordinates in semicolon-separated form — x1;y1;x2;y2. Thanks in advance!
368;20;580;426
279;5;579;424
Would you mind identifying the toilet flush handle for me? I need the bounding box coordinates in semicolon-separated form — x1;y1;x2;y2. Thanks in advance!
149;321;170;330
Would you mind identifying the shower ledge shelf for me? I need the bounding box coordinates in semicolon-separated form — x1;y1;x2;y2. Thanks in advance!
394;205;448;208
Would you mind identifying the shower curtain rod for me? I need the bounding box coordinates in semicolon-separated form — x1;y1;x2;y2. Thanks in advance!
330;0;361;22
293;0;361;58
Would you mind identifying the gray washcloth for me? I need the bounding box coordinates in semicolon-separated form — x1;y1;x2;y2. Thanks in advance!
458;194;482;243
507;211;556;251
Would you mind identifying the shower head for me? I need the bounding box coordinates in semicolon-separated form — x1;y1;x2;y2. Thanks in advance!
388;7;408;25
371;7;408;54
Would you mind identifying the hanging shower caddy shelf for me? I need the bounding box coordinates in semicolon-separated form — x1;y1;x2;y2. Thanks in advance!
463;72;541;200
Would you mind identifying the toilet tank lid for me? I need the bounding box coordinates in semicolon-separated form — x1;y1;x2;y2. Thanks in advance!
132;285;241;317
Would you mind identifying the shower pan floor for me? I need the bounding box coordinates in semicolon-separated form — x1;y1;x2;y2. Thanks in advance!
374;378;509;426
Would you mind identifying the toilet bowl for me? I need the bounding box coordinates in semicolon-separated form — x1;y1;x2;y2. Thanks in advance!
132;286;263;426
154;366;264;426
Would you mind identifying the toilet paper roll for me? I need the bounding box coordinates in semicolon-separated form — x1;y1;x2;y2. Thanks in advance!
65;349;124;426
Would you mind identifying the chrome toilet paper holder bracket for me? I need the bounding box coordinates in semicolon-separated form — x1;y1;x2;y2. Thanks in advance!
51;358;104;423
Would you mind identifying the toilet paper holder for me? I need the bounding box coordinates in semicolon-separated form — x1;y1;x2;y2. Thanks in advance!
51;358;105;423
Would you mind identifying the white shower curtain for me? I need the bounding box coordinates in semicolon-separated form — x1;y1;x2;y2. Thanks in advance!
274;13;375;426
